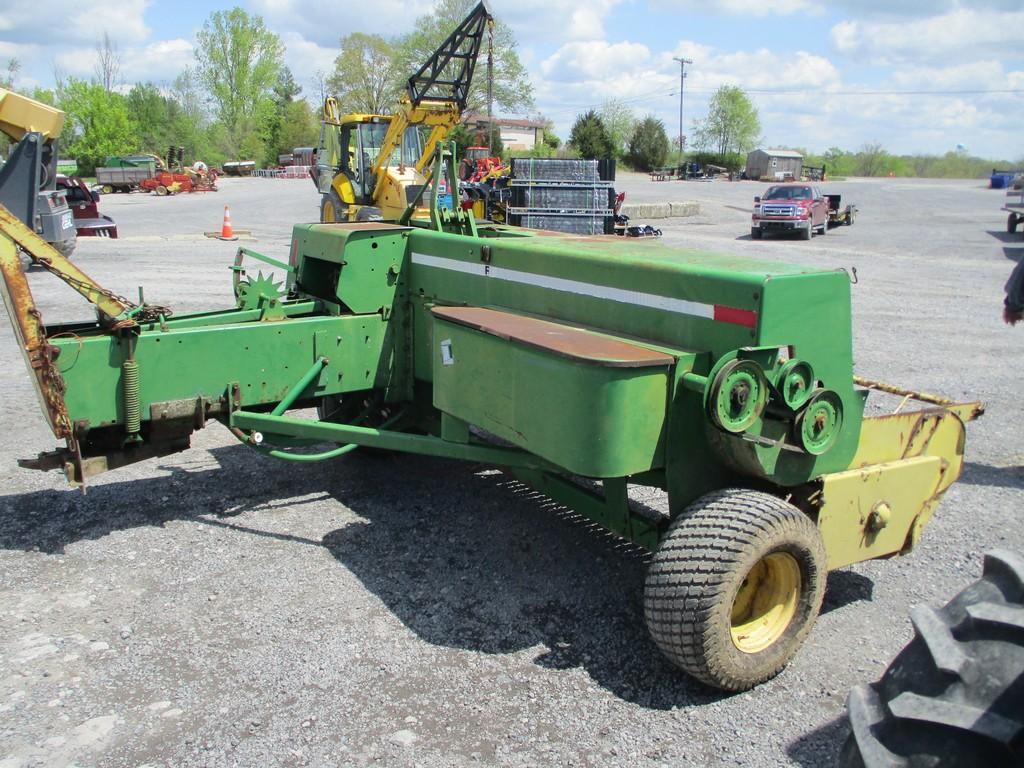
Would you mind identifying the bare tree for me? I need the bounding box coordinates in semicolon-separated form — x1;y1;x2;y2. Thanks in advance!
311;70;328;107
95;32;121;92
855;141;888;177
2;58;20;89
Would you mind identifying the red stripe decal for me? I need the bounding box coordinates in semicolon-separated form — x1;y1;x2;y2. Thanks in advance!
714;305;758;328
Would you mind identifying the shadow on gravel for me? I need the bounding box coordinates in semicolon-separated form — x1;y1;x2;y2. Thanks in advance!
959;461;1024;489
786;716;848;767
0;443;876;710
1004;246;1023;262
986;229;1024;246
821;570;874;615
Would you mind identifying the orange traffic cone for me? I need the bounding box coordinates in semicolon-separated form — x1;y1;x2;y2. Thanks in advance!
219;205;237;241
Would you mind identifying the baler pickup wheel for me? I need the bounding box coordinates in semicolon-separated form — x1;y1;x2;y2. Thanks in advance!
644;489;826;691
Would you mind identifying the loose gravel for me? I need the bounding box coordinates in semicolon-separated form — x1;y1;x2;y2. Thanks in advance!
1;174;1020;767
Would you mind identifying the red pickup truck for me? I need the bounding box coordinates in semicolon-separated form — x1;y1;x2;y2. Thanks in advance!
750;183;828;240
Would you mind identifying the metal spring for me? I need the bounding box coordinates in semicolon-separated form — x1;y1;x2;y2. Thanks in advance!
122;359;141;435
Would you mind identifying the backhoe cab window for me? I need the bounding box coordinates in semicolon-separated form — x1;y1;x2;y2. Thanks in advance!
356;123;425;170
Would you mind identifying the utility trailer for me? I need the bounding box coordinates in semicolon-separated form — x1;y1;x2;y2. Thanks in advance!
0;145;982;692
826;194;857;227
95;165;152;193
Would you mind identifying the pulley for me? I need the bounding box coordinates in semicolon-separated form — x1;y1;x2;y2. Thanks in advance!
707;359;768;434
775;359;815;411
793;389;843;455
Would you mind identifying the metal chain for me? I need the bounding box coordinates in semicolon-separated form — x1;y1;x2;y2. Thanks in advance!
36;259;173;324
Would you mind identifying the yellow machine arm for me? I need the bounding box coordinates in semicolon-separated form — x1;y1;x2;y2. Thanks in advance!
0;88;64;142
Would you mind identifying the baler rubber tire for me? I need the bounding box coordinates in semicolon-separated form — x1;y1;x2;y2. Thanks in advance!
839;549;1024;768
751;228;762;240
643;489;826;691
320;190;347;223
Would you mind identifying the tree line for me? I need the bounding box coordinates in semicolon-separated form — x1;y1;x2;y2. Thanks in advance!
564;85;1016;178
0;0;534;176
2;12;1014;180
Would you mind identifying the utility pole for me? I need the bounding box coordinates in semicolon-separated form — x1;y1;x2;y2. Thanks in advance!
672;57;692;164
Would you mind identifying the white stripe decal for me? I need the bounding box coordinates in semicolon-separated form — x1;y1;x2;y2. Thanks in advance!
411;252;715;319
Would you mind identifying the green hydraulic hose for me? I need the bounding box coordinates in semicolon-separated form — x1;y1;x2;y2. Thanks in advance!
233;409;406;463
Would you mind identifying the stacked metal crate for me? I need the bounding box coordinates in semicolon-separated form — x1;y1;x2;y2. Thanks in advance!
507;159;615;235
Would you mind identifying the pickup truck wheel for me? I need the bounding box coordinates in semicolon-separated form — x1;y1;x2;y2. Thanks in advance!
839;550;1024;768
1009;213;1020;234
751;227;762;240
800;224;812;240
818;220;827;236
643;488;826;691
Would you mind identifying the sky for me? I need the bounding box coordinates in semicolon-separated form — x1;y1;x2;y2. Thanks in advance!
1;0;1022;159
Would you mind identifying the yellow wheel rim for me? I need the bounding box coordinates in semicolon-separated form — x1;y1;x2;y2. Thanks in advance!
323;199;336;223
730;552;801;654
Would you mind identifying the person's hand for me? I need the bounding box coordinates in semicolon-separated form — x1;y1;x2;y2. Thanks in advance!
1003;306;1023;326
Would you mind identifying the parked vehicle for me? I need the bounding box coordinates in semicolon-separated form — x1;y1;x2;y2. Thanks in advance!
750;183;829;240
55;175;117;238
96;165;152;193
826;194;857;227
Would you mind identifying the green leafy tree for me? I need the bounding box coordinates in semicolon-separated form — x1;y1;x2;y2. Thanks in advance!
542;125;560;150
395;0;533;114
628;115;670;171
263;69;318;165
693;85;760;159
599;99;636;158
126;83;181;155
57;78;135;174
194;8;283;157
569;110;614;160
327;33;401;115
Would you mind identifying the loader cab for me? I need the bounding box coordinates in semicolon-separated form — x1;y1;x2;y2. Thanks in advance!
317;115;425;207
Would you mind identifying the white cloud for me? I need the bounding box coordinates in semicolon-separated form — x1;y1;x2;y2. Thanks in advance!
500;0;624;42
650;0;815;17
280;31;337;83
829;9;1024;63
68;0;150;44
122;39;194;85
247;0;434;47
541;41;652;81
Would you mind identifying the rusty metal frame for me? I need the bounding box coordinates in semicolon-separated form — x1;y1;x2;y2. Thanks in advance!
854;375;984;423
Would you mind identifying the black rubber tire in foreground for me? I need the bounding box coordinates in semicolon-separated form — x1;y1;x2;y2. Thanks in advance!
644;489;827;691
751;228;763;240
840;549;1024;768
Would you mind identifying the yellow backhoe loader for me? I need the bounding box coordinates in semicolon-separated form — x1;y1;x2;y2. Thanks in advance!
313;2;492;222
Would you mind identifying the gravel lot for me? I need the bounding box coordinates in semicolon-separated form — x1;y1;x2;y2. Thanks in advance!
1;174;1021;768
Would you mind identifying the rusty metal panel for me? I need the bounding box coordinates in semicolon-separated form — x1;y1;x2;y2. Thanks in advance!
431;306;676;368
